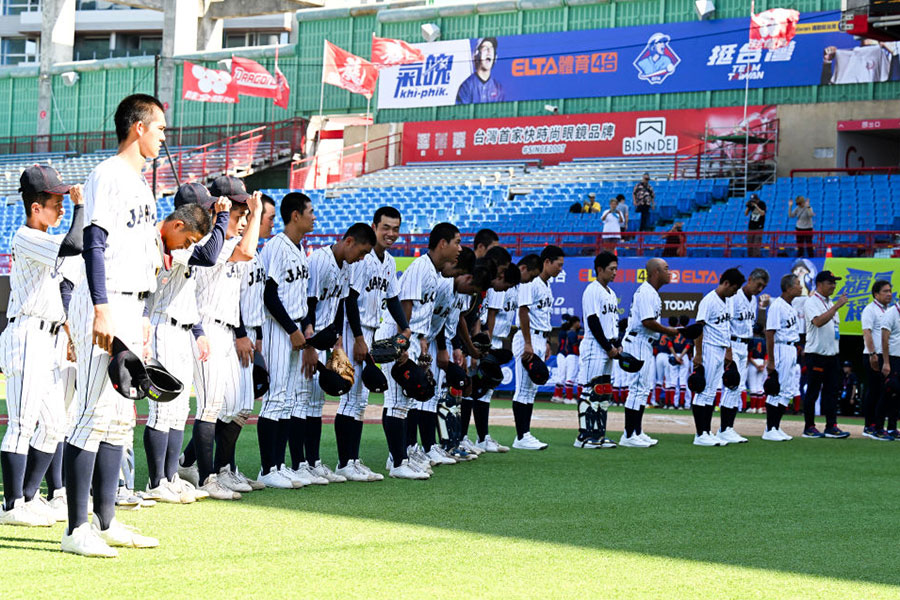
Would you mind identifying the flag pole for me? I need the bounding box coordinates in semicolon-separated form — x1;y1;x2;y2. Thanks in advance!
319;40;327;119
364;95;371;174
743;0;753;197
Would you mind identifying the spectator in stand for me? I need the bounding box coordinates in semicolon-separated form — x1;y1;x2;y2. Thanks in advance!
584;192;602;213
615;194;630;232
839;360;859;416
632;172;656;231
569;201;582;214
789;195;815;258
662;222;685;257
745;193;767;257
600;197;625;251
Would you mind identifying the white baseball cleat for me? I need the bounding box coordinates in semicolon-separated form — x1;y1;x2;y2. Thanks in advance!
0;497;54;527
200;474;241;500
408;446;434;472
477;435;509;453
426;445;457;465
389;459;430;480
720;427;748;443
311;461;347;483
711;431;731;446
177;460;200;488
776;428;793;441
693;432;721;446
354;460;383;481
25;495;65;523
235;469;265;491
637;432;659;446
257;466;294;489
146;481;182;504
61;522;118;558
618;433;652;448
93;518;159;548
335;462;371;482
47;490;69;521
460;436;484;455
761;428;786;441
217;467;253;493
278;465;311;487
170;475;206;502
512;433;547;450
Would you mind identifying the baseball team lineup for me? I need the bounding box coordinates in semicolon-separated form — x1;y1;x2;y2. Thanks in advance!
0;94;887;560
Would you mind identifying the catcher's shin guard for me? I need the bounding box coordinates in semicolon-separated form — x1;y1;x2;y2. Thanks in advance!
578;376;612;438
437;395;463;449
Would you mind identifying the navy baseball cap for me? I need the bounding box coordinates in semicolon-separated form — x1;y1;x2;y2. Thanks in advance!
174;182;214;209
815;270;842;284
19;165;71;196
209;175;250;203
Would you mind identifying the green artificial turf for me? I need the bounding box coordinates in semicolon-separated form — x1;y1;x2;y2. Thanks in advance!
1;422;898;599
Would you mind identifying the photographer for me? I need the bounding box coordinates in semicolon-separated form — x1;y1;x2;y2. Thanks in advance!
789;195;815;258
745;193;766;257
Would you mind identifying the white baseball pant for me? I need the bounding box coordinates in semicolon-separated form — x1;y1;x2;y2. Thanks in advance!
55;329;78;426
259;319;301;421
297;348;327;419
67;292;142;452
694;342;727;407
236;328;258;416
476;335;505;405
578;339;613;386
746;361;766;395
382;332;424;419
622;336;654;410
565;353;579;386
0;317;65;454
720;346;748;410
337;323;376;420
146;320;194;432
192;319;241;424
512;330;548;405
664;359;689;390
767;344;799;407
655;352;668;388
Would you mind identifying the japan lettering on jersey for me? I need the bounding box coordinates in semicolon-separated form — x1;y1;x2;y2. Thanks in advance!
697;290;730;347
399;254;440;336
626;282;662;340
766;296;800;343
146;247;199;325
240;255;267;329
258;232;309;322
83;155;161;293
195;236;243;326
350;249;400;330
518;277;553;332
484;287;517;339
727;289;757;341
7;226;68;321
428;277;455;340
309;246;351;329
581;280;618;345
445;291;471;342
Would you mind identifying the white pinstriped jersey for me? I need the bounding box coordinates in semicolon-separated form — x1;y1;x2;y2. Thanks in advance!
399;254;440;336
240;255;266;328
626;282;662;340
146;248;200;325
7;226;67;321
727;288;757;342
309;246;351;330
484;287;517;339
445;291;471;342
766;297;800;343
83;155;161;294
56;254;84;287
195;236;242;327
258;232;309;322
428;277;455;341
350;249;400;330
581;281;618;346
696;290;731;347
517;276;553;332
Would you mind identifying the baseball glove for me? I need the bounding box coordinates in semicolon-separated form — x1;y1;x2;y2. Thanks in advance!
369;334;410;364
418;353;436;387
327;347;355;385
471;332;492;353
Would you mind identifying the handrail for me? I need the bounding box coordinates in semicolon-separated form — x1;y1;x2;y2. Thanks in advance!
790;166;900;177
289;131;404;189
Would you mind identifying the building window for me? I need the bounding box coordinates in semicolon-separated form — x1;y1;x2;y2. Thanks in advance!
3;0;39;16
73;35;112;60
1;37;38;65
224;31;287;49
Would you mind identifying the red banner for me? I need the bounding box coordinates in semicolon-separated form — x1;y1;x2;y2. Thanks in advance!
182;61;238;104
371;36;424;69
323;41;379;99
231;56;278;99
273;64;290;109
750;8;799;50
402;106;776;164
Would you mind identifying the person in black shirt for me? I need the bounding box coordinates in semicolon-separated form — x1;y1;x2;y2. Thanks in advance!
746;193;766;257
839;360;859;416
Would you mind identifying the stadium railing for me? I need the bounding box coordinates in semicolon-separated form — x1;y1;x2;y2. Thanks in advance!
289;131;403;189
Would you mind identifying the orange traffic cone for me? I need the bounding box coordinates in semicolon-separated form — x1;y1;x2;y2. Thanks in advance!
414;247;421;257
825;246;833;258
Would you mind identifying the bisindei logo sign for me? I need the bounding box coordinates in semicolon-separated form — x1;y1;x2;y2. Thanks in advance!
622;117;679;155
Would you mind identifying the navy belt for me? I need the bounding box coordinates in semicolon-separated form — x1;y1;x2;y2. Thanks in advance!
9;317;63;335
731;335;752;344
169;318;193;331
213;319;235;330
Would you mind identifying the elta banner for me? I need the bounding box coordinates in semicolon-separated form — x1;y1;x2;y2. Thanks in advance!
402;105;776;164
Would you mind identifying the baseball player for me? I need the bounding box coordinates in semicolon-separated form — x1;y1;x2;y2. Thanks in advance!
663;318;691;409
745;335;767;413
575;251;620;449
511;245;565;450
256;192;317;488
380;223;461;477
0;166;83;528
718;268;768;441
62;94;165;557
652;331;672;407
691;268;745;446
178;176;262;500
620;258;679;448
862;280;892;439
303;223;375;483
551;315;575;403
879;297;900;438
338;206;411;481
475;254;541;452
762;273;803;441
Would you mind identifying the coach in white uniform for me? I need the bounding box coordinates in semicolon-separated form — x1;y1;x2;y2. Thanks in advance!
575;251;620;449
63;95;165;556
762;274;803;441
692;268;744;446
511;245;564;450
620;258;678;448
801;271;850;439
861;279;892;437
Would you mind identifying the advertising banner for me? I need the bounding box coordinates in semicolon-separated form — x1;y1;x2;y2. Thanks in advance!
401;106;774;163
377;11;897;109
